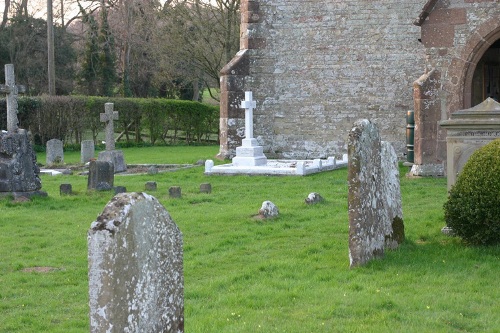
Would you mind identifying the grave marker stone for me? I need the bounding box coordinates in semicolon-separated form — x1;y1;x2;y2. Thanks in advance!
97;103;127;172
169;186;181;198
59;183;72;195
0;64;45;198
88;192;184;332
46;139;64;166
145;181;157;191
81;140;95;164
200;183;212;193
87;160;114;191
347;119;404;268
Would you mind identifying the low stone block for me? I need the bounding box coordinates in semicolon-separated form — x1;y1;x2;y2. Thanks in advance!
200;183;212;193
59;183;72;195
145;181;157;191
169;186;181;198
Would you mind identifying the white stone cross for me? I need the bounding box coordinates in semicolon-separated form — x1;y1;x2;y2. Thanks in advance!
0;64;26;132
100;103;119;151
241;91;256;140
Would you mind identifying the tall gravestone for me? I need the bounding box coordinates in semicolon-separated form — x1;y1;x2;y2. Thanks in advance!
97;103;127;172
0;64;45;198
46;139;64;166
88;192;184;333
81;140;95;164
347;119;404;268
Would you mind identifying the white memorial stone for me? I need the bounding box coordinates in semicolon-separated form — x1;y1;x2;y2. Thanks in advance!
232;91;268;167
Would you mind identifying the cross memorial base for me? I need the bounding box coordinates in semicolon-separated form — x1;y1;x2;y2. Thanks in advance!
231;138;268;167
98;150;127;173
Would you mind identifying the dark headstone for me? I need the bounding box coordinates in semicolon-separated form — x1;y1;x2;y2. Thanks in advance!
169;186;181;198
88;192;184;332
199;183;212;193
87;161;114;191
347;119;404;268
114;186;127;194
145;181;157;191
60;183;72;195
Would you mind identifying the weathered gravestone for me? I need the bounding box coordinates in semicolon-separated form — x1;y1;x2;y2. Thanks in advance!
46;139;64;166
97;103;127;173
347;119;404;268
81;140;95;164
87;160;114;191
0;64;45;198
88;192;184;333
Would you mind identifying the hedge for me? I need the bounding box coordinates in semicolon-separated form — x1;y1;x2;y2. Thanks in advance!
0;96;219;146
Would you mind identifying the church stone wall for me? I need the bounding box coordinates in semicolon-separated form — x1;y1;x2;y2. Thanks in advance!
413;0;500;173
220;0;427;159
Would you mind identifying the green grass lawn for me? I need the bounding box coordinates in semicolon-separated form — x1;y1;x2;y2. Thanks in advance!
1;146;499;332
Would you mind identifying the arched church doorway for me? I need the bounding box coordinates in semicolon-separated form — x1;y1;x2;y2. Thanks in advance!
471;39;500;106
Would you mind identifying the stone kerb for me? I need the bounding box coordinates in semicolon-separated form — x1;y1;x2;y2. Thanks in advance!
347;119;404;268
88;192;184;333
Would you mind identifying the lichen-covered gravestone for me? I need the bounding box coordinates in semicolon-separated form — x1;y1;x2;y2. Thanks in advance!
88;192;184;333
0;64;45;198
347;119;404;268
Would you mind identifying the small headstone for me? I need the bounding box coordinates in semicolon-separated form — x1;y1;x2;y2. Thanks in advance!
59;183;72;195
87;160;114;191
46;139;64;166
347;119;404;268
305;192;323;204
200;183;212;193
81;140;95;164
195;159;205;166
259;201;279;218
147;166;158;175
88;192;184;333
204;160;214;173
114;186;127;194
145;181;157;191
169;186;181;198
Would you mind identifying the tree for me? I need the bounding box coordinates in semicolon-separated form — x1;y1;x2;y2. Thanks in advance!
156;0;240;101
0;14;76;95
97;0;116;96
75;0;116;96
